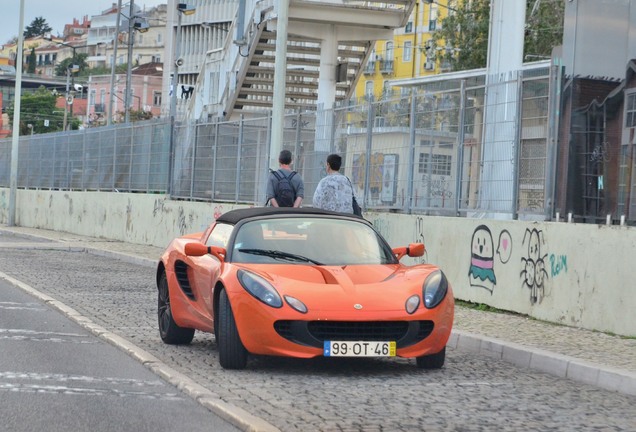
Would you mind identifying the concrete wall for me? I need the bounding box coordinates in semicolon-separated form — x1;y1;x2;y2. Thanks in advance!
1;188;634;337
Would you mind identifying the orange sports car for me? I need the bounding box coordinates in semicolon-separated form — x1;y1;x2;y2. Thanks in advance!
156;207;454;370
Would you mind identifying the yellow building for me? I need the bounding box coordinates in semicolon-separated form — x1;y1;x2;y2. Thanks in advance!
354;0;455;102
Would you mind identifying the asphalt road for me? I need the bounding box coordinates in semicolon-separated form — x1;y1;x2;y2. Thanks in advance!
0;233;634;431
0;278;240;432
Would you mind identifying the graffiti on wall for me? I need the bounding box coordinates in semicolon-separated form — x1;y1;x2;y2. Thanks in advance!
468;225;513;294
421;174;453;201
520;228;549;304
213;205;224;220
549;254;568;277
414;217;429;264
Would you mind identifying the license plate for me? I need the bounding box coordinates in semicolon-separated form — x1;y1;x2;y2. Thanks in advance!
324;341;396;357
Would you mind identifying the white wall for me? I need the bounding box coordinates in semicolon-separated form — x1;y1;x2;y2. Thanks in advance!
1;188;634;337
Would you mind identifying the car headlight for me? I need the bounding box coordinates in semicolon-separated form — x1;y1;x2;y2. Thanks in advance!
284;295;308;314
405;295;420;314
422;270;448;309
237;269;282;308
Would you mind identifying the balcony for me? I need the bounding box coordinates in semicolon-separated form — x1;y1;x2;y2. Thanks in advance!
380;60;394;74
364;60;376;74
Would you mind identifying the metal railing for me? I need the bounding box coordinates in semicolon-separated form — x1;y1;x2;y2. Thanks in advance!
1;66;558;221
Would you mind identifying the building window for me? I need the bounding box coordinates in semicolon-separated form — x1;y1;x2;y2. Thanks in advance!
385;41;394;61
625;92;636;128
153;91;162;106
418;153;452;176
405;21;413;33
100;89;106;105
365;80;374;98
429;4;438;31
403;41;412;62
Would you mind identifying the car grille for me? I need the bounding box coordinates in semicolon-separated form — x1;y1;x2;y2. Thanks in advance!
274;320;434;349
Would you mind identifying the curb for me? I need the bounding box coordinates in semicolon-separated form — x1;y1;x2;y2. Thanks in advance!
448;330;636;397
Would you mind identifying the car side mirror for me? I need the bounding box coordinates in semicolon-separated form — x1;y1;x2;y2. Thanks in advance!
407;243;425;257
392;243;425;261
185;242;226;262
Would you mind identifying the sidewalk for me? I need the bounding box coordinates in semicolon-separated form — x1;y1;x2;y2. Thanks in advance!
1;224;634;397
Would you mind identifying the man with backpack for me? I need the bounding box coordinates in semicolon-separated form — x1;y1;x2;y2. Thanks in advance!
266;149;304;207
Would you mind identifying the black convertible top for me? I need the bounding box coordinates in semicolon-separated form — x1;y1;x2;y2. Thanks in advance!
216;206;362;225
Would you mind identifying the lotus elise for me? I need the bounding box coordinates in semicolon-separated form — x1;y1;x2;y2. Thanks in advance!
156;207;454;370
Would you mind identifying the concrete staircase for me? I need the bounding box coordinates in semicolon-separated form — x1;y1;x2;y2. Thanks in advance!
190;0;416;121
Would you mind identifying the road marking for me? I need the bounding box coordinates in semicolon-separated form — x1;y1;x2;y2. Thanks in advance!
0;372;182;400
0;328;96;344
0;304;46;311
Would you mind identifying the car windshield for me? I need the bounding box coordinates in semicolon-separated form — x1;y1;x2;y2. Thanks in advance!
231;217;397;266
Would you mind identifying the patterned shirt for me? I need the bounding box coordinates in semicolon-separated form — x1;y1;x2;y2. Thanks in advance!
312;172;355;214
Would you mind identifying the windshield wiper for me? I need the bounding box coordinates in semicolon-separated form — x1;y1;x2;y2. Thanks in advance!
238;249;323;265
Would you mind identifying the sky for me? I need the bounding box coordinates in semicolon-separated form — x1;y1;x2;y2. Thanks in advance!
1;0;166;45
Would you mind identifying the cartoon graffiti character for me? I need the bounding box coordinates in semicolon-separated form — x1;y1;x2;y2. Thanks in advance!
468;225;497;293
520;228;549;304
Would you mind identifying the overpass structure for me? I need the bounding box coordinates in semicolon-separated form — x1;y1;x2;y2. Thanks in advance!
182;0;416;122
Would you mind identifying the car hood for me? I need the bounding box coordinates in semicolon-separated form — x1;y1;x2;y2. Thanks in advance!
235;264;439;312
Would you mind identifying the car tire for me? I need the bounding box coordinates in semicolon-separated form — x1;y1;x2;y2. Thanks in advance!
416;346;445;369
158;273;195;345
218;289;248;370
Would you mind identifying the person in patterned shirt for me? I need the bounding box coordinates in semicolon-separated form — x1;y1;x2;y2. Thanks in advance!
312;153;358;214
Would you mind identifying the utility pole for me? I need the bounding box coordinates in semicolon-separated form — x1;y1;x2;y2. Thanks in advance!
9;0;25;226
63;66;71;130
125;0;135;123
108;0;123;126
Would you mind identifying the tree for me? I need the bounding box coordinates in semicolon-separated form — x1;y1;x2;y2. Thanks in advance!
115;108;153;123
5;86;76;135
81;63;128;77
23;17;52;39
430;0;491;72
27;47;36;74
429;0;564;72
54;53;89;77
524;0;564;61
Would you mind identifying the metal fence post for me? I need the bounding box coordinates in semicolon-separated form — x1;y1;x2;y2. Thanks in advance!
546;63;563;221
294;111;301;165
329;107;337;154
211;121;218;202
406;89;417;214
455;80;467;216
363;100;374;209
128;124;133;192
189;123;198;200
236;114;244;203
82;128;87;190
112;127;117;191
512;72;524;220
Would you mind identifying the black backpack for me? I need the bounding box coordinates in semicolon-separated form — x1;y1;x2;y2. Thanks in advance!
272;170;297;207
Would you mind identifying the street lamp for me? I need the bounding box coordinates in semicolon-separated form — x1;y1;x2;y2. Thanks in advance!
124;0;150;123
167;3;195;195
169;3;196;123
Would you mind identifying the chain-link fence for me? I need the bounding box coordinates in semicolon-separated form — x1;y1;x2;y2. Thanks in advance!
1;66;555;220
